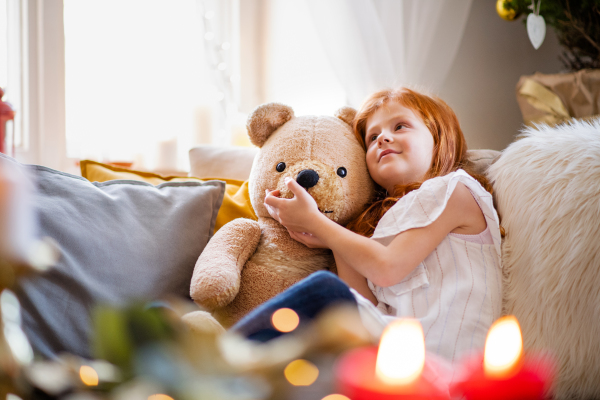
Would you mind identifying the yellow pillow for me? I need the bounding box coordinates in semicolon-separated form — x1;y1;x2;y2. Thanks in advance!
80;160;257;232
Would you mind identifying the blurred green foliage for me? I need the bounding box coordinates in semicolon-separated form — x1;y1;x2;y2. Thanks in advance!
92;303;175;371
503;0;600;70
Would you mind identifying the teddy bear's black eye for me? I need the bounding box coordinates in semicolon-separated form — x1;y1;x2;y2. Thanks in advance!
276;162;286;172
337;167;347;178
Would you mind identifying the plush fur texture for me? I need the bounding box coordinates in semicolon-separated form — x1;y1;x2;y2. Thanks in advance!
334;106;357;127
487;118;600;400
246;103;294;148
188;103;375;329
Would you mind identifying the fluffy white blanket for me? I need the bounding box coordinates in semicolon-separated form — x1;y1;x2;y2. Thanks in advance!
487;118;600;400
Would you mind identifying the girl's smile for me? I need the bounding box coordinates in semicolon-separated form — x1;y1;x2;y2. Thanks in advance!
365;102;434;192
379;148;400;160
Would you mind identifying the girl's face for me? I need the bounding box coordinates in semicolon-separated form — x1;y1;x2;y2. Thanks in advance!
364;102;434;193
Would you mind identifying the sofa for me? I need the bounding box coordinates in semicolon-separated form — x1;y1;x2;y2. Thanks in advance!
1;117;599;400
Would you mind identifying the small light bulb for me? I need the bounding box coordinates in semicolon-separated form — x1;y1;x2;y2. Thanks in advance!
148;395;174;400
271;308;300;332
79;365;99;386
284;359;319;386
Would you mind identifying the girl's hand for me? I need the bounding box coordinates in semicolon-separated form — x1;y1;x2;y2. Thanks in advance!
264;189;282;222
264;177;324;234
288;230;328;249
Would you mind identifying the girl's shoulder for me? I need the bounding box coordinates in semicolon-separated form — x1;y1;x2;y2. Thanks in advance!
372;169;501;255
420;168;483;192
416;169;493;207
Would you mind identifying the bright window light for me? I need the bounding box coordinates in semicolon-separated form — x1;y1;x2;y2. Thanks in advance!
0;0;8;90
64;0;213;171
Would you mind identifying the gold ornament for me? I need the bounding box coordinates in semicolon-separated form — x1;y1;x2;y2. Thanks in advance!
497;0;519;21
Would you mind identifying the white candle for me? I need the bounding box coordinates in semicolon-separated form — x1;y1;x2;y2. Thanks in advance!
193;105;214;145
155;137;178;172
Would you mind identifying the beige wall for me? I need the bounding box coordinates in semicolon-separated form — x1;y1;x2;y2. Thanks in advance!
439;1;563;151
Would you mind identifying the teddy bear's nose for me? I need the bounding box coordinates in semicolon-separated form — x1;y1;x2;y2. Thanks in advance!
296;169;320;189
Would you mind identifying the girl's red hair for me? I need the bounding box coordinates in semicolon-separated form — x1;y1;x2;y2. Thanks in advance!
348;88;495;237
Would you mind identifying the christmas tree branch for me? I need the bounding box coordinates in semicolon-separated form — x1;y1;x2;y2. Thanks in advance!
562;1;600;54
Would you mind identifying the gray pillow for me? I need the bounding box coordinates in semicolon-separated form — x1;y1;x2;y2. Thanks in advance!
0;154;225;359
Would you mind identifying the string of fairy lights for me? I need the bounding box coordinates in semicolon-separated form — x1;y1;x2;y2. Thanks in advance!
196;0;241;144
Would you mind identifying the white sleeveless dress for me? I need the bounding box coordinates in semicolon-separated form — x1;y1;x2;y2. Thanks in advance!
352;169;503;365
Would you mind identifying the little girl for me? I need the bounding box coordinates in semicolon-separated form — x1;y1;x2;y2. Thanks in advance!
232;88;502;365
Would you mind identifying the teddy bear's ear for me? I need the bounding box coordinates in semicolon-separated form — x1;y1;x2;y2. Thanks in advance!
334;106;357;127
246;103;294;148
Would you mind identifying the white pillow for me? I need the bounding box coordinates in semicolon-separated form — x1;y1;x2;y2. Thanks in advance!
189;145;258;181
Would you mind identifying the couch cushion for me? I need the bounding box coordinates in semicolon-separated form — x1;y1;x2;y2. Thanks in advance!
1;153;225;359
80;159;257;233
467;149;501;176
188;145;259;181
80;159;206;185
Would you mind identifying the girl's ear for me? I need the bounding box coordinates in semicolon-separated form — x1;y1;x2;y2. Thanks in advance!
334;106;357;127
246;103;294;148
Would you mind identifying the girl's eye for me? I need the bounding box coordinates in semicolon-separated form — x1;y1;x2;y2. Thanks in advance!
395;124;405;131
276;162;286;172
369;134;378;143
337;167;347;178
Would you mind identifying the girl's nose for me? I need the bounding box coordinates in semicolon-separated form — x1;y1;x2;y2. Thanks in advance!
377;132;393;146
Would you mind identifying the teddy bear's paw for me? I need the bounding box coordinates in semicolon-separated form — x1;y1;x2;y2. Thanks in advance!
181;310;226;336
191;268;241;310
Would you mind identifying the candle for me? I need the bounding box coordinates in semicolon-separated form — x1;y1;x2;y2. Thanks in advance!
335;319;450;400
450;315;556;400
155;137;178;172
193;105;213;145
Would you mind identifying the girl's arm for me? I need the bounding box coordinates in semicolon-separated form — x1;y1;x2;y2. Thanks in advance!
286;230;377;304
334;252;378;305
265;177;482;288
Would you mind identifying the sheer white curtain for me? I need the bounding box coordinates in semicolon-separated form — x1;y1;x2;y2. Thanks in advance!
305;0;473;107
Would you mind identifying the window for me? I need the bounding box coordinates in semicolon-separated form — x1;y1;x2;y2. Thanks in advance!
4;0;347;172
64;0;219;171
0;0;25;155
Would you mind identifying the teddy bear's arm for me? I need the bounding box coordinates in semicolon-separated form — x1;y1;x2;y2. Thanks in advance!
327;258;338;275
190;218;261;311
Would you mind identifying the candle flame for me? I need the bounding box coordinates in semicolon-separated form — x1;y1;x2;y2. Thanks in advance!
375;319;425;385
484;315;523;377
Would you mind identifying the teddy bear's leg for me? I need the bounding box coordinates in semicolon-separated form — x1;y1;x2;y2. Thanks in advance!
214;261;306;327
181;310;226;335
190;218;261;310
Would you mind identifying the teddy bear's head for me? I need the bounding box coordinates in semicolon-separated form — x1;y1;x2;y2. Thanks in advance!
246;103;374;226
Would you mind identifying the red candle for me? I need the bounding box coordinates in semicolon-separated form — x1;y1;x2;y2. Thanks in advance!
334;319;450;400
450;316;556;400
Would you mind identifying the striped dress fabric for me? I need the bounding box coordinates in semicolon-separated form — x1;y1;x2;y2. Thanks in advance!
352;169;502;365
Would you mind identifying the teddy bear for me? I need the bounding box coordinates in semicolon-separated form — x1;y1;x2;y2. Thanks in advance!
183;103;375;333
